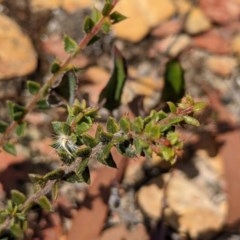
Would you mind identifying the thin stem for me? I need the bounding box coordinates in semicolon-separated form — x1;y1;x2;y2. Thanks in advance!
0;0;119;149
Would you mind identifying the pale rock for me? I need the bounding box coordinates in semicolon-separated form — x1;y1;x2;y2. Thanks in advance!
137;177;164;220
184;7;211;35
113;0;176;42
112;0;150;42
232;34;240;57
31;0;92;12
206;56;237;76
168;34;191;57
0;14;37;80
166;171;227;239
175;0;192;15
153;34;190;57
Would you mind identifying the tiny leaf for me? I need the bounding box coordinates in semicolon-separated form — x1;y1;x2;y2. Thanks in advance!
0;120;8;133
97;143;116;168
76;122;90;135
99;46;127;111
27;80;40;95
64;35;78;54
10;224;24;239
82;134;98;148
3;143;16;155
91;7;102;23
106;117;119;133
101;20;111;33
83;16;95;33
183;116;200;126
52;121;71;135
102;3;112;16
132;117;144;134
11;190;26;205
167;102;177;113
16;122;27;137
51;181;59;201
119;116;131;133
7;101;26;121
110;11;127;24
161;146;175;161
51;61;61;73
38;196;53;212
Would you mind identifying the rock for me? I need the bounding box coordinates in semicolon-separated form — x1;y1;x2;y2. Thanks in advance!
166;171;227;239
113;0;176;42
0;14;37;80
31;0;92;12
137;177;164;220
206;56;237;76
151;34;191;57
168;34;191;57
175;0;192;15
184;7;211;35
232;34;240;57
192;30;231;54
151;19;182;38
200;0;240;25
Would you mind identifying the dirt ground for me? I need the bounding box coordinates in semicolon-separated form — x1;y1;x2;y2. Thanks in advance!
1;0;240;239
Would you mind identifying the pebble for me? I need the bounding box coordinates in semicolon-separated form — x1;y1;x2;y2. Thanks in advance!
0;14;37;80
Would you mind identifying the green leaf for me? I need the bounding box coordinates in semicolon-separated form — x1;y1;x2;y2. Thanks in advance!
110;11;127;24
3;143;16;155
193;101;207;112
0;120;8;133
36;99;50;109
51;61;61;74
183;116;200;127
97;143;116;168
37;196;53;212
161;59;185;104
87;35;100;46
16;122;27;137
10;223;24;239
132;117;144;134
7;101;26;121
80;167;90;184
76;122;90;135
82;134;98;148
11;190;26;205
167;132;179;145
106;117;119;133
77;146;91;158
27;80;40;95
117;140;136;158
161;146;175;161
101;20;111;33
51;181;59;201
49;70;78;105
52;121;71;135
119;116;131;133
167;102;177;113
43;169;65;180
83;16;95;33
145;122;161;139
91;7;102;23
63;35;78;54
102;3;112;16
64;171;82;183
99;46;127;111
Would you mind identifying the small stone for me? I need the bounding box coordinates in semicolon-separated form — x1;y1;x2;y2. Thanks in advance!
31;0;92;12
175;0;192;15
200;0;240;25
232;34;240;57
0;14;37;80
137;177;164;220
206;56;237;76
151;19;182;38
113;0;176;42
184;7;211;35
192;31;231;54
168;34;191;57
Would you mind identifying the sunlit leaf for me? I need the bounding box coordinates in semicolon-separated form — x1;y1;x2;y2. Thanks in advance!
110;11;127;24
63;35;78;54
11;190;26;205
3;143;16;155
37;196;53;212
27;81;40;95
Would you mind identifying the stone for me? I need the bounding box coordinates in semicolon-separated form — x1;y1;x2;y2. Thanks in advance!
200;0;240;25
168;34;191;57
175;0;192;15
206;56;237;76
192;31;231;54
232;34;240;57
184;7;211;35
137;177;164;220
31;0;92;12
166;171;227;239
151;19;182;38
0;14;37;80
113;0;176;42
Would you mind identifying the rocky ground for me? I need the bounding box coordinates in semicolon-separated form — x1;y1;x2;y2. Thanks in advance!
1;0;240;239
